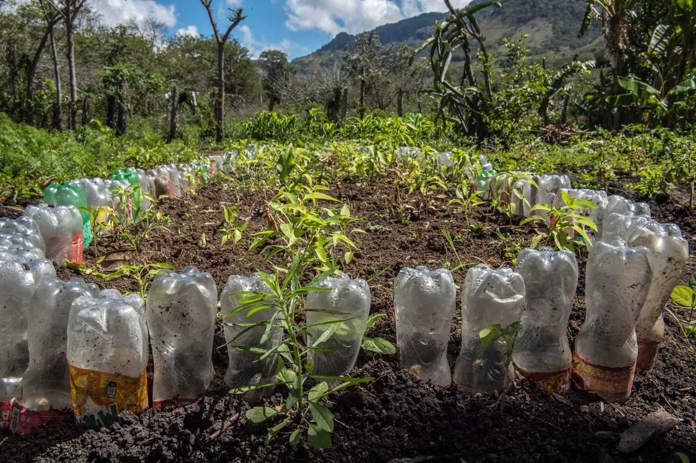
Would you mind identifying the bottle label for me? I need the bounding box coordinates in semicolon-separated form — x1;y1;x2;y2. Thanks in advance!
69;365;148;428
514;363;572;394
572;352;636;402
0;400;11;431
7;399;70;436
167;182;174;198
70;233;84;264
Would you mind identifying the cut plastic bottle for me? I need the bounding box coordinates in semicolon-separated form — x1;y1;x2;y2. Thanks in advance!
453;265;525;394
67;290;149;427
395;267;456;386
147;268;217;406
553;188;608;227
24;204;83;265
512;249;578;393
45;182;93;248
0;216;46;256
622;221;689;370
0;255;39;405
306;273;371;377
598;195;651;234
573;240;652;402
220;274;281;388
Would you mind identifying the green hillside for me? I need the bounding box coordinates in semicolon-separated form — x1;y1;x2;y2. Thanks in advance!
293;0;603;73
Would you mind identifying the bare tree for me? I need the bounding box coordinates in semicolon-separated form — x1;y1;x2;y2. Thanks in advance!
39;0;62;129
200;1;245;143
48;0;87;129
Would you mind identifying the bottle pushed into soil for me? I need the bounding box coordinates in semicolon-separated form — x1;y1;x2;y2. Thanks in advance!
306;273;371;377
598;195;651;234
573;240;652;402
12;278;100;435
553;188;609;226
0;216;46;256
0;255;39;407
522;174;572;217
67;290;149;428
395;266;456;386
44;182;93;248
24;204;84;265
512;249;578;393
454;265;525;394
622;220;688;370
147;268;217;406
221;274;282;388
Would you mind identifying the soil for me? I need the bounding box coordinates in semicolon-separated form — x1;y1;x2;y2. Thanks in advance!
3;172;696;463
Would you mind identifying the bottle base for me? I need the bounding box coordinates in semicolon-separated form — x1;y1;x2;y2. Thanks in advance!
636;340;659;371
572;352;636;402
514;364;572;394
8;399;71;436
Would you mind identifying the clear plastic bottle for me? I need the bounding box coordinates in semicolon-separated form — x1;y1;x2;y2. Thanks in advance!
220;274;281;388
554;188;609;227
512;249;578;393
45;182;93;248
20;278;99;411
598;195;651;234
306;273;371;377
112;168;142;221
394;267;456;386
24;204;83;265
453;265;525;394
573;240;651;402
525;174;572;217
0;255;41;403
0;216;45;256
76;178;113;225
623;221;689;369
146;268;217;406
67;290;148;427
220;274;283;387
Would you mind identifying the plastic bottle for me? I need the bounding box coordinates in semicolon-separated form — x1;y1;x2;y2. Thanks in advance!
394;267;456;386
163;164;182;197
67;290;148;427
148;168;172;199
525;174;572;217
44;182;92;248
112;168;142;221
220;274;281;387
623;221;689;370
438;151;453;168
306;273;371;377
453;265;525;394
573;240;652;402
0;255;39;405
512;249;578;393
146;268;217;406
24;204;84;265
598;195;651;234
136;169;157;211
554;188;608;227
76;178;113;225
476;169;498;201
0;217;45;255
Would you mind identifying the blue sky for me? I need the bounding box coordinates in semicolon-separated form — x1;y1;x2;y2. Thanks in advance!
84;0;472;59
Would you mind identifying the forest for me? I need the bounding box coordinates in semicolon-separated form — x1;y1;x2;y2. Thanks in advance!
0;0;695;462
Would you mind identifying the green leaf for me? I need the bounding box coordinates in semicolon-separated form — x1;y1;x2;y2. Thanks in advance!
361;337;396;355
309;402;334;432
304;192;338;202
307;423;332;449
311;324;338;347
671;285;696;308
245;406;278;424
308;382;330;402
289;428;301;446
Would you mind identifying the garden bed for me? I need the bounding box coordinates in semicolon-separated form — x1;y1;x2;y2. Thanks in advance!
3;172;696;463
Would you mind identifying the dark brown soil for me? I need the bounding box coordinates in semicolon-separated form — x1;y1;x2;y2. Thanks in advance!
3;173;696;463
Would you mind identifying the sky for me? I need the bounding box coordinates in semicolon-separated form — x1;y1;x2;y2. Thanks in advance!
83;0;473;59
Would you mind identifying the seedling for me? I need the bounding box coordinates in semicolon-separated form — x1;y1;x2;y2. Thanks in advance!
220;205;248;246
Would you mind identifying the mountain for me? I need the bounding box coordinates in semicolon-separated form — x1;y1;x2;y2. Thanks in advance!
292;0;604;74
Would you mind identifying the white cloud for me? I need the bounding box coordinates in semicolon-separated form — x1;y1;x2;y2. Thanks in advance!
237;24;295;58
226;0;243;6
88;0;177;29
285;0;472;36
176;25;200;38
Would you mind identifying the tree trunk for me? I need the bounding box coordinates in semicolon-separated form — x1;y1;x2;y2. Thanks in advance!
106;94;115;128
116;79;127;136
49;21;62;130
168;85;178;142
359;76;366;119
81;96;89;126
24;24;53;123
216;42;225;144
66;14;78;129
397;88;404;117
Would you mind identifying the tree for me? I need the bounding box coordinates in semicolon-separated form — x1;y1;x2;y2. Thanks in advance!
259;49;291;112
38;0;62;129
48;0;87;129
343;32;380;118
199;1;245;143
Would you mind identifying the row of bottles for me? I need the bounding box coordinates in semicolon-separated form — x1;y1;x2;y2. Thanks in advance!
395;230;688;400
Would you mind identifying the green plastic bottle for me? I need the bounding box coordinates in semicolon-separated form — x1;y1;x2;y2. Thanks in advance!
112;168;142;221
43;183;60;206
